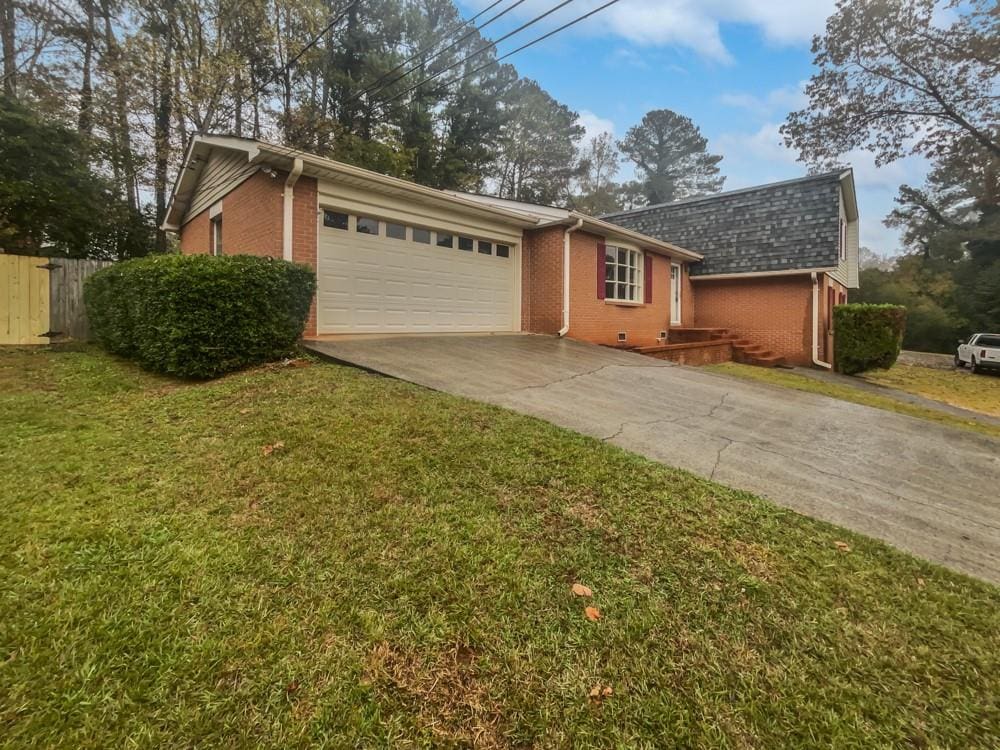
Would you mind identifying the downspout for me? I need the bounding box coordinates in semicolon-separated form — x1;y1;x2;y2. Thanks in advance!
811;272;832;369
559;218;585;337
282;158;303;261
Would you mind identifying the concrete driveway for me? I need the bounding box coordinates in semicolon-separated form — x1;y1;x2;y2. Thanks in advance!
306;334;1000;583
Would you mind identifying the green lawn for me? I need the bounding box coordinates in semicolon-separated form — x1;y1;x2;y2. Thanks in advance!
2;347;998;748
706;362;1000;439
864;362;1000;418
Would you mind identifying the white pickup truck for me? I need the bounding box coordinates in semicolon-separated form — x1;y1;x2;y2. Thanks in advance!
955;333;1000;373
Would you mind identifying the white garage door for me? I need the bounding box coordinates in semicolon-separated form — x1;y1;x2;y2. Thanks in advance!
317;209;518;334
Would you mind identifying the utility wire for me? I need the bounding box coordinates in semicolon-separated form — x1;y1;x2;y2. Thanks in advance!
346;0;511;104
373;0;621;111
209;0;358;132
361;0;578;107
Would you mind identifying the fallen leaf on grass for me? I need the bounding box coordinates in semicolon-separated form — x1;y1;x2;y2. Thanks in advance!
584;606;601;622
571;583;593;597
588;684;613;704
263;441;285;456
916;577;926;588
834;541;851;552
239;408;252;415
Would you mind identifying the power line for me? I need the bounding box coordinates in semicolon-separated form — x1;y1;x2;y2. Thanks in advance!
372;0;621;111
364;0;579;108
345;0;512;104
210;0;358;132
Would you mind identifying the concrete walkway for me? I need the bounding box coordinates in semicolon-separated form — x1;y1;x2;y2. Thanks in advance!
305;335;1000;583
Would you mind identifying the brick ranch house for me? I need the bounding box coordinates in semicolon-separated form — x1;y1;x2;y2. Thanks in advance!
164;135;859;367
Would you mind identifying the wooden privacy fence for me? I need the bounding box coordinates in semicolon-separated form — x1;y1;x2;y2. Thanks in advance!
0;254;113;344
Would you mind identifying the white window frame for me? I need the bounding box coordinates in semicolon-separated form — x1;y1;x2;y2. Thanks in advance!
605;245;643;303
670;263;682;325
211;215;223;256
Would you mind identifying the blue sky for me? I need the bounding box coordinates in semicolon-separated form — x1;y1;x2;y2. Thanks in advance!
457;0;930;257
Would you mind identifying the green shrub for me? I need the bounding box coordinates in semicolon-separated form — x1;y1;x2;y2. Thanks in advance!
834;303;907;375
85;254;316;378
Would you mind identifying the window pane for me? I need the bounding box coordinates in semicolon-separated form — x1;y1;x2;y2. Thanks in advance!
605;262;615;281
386;222;406;240
436;233;453;248
323;210;349;230
618;248;627;264
606;246;615;263
496;244;510;258
617;265;628;282
617;283;626;299
412;227;431;244
478;240;492;255
605;282;615;299
356;217;379;235
629;267;636;283
458;236;474;251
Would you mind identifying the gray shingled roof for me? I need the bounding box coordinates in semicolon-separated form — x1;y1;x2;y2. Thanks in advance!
603;172;845;276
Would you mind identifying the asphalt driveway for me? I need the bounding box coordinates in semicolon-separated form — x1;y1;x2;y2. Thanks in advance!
306;334;1000;583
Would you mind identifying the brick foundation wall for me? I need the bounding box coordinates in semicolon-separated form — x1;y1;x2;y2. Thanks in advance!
694;275;814;365
642;340;732;366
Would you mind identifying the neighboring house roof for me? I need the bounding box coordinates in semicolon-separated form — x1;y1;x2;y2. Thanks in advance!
602;170;858;277
164;135;702;262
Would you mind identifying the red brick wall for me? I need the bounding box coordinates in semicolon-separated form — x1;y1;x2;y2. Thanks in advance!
290;177;319;337
521;226;564;335
644;341;732;365
567;231;679;347
177;169;320;336
179;211;211;254
694;275;814;365
521;226;692;347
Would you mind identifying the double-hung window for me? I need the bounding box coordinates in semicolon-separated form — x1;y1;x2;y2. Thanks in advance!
605;245;642;302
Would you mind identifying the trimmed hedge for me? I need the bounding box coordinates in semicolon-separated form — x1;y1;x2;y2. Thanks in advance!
85;254;316;378
834;303;907;375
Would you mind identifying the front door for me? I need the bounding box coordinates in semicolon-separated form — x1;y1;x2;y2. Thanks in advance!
670;263;681;325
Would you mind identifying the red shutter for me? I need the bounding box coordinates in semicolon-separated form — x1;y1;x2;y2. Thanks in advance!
597;242;606;300
643;254;653;304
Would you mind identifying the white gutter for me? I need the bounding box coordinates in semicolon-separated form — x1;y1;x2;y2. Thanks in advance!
282;157;303;261
559;218;584;337
811;272;833;369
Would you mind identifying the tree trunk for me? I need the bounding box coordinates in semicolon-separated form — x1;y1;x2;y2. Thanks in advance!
1;0;16;97
101;0;137;211
154;3;175;253
234;69;243;136
77;0;95;135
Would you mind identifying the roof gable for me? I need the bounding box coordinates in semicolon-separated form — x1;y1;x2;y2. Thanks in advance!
604;171;854;276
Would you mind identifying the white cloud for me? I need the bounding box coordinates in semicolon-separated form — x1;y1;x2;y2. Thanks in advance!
577;109;617;142
718;82;809;119
462;0;836;62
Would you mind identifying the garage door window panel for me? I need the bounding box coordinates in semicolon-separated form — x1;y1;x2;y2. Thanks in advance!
496;244;510;258
357;217;380;235
386;222;406;240
436;233;454;249
413;227;431;244
324;210;349;230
